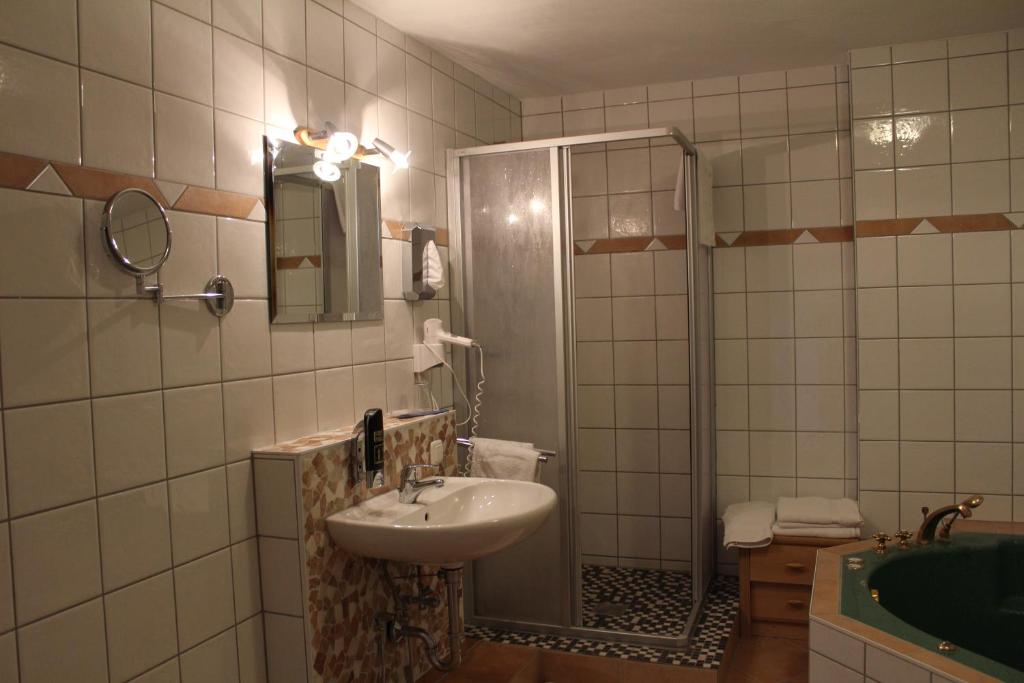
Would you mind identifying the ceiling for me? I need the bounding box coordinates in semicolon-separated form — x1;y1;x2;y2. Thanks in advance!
356;0;1024;97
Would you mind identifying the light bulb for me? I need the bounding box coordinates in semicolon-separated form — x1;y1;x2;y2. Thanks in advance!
371;137;412;170
313;160;341;182
324;131;359;162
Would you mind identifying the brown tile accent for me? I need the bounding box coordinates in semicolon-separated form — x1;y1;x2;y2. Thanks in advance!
0;151;48;189
275;255;323;269
384;218;450;246
854;218;921;237
927;213;1015;233
172;185;259;219
658;235;688;250
574;242;586;255
585;236;654;254
51;162;170;206
856;213;1017;237
732;229;805;247
3;151;272;222
808;226;854;242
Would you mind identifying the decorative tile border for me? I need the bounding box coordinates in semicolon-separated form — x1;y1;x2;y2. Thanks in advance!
855;212;1022;238
0;150;267;221
276;256;323;270
574;235;686;255
716;225;853;248
573;227;854;255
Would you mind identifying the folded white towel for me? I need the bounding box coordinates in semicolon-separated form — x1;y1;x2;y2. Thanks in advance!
468;437;540;482
774;528;864;532
722;501;776;549
776;497;863;527
771;523;861;539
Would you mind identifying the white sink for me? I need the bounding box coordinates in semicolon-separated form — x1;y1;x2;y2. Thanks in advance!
326;477;557;566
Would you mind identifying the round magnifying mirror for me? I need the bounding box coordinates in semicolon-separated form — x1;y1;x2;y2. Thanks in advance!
101;189;171;275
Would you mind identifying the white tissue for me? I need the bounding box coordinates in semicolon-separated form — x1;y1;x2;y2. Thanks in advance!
423;239;444;291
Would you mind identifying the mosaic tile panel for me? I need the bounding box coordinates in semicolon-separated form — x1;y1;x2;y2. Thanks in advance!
299;412;459;683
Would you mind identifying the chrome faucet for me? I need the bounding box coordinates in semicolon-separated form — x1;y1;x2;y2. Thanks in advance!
399;464;444;504
915;494;984;545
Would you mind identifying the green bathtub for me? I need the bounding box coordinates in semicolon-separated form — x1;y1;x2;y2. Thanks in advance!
840;533;1024;681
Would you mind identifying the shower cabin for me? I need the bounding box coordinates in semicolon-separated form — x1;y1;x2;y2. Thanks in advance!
445;127;716;648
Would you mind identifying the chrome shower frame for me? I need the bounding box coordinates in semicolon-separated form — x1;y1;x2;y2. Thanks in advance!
445;127;716;650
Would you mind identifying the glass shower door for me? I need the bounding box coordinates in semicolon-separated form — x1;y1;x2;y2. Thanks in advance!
451;147;572;628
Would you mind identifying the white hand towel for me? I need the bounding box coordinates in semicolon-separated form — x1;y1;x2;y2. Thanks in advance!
776;497;863;527
469;437;540;482
722;501;776;549
422;239;444;291
771;523;861;539
770;528;860;532
697;155;715;247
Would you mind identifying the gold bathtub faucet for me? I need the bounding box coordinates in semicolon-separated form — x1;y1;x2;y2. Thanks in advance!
914;495;984;545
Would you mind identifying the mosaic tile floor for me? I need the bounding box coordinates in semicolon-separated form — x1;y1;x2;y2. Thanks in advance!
465;574;739;668
580;564;694;636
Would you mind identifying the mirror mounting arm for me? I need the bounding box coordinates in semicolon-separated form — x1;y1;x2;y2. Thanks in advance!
134;275;235;318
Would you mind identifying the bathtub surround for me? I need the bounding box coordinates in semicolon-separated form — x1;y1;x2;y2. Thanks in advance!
852;30;1024;534
525;63;858;572
253;411;456;682
0;0;518;680
807;521;1024;682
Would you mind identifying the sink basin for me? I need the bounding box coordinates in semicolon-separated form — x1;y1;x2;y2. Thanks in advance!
326;477;557;566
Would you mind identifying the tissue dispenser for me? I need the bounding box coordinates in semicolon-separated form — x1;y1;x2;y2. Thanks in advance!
403;224;439;301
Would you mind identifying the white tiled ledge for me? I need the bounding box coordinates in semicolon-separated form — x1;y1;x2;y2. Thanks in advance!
253;409;453;457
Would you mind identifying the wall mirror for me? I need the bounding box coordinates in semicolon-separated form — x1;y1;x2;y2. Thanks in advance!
102;188;172;275
265;136;384;323
102;188;234;317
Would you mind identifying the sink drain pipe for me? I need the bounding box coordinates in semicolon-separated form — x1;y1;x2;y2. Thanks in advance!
383;565;463;672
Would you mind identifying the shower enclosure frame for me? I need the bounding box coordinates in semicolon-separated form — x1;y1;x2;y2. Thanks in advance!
445;127;716;649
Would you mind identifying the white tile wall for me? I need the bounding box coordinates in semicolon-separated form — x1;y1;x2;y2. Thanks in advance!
852;30;1024;532
575;243;690;568
0;1;515;680
712;205;856;514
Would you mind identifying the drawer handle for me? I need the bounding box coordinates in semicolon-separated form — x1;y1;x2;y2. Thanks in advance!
783;562;806;571
786;599;805;609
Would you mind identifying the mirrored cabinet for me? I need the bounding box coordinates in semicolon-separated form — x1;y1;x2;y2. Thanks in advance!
264;136;384;323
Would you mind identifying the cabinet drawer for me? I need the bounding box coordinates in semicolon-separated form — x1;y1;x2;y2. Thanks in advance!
749;543;818;585
750;583;810;624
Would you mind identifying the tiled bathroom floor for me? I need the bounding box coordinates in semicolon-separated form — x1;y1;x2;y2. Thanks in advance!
580;564;693;636
465;575;737;668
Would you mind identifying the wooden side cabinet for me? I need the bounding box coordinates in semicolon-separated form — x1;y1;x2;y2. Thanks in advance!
738;535;852;638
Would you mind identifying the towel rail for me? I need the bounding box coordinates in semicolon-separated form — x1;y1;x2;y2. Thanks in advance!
455;437;555;463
